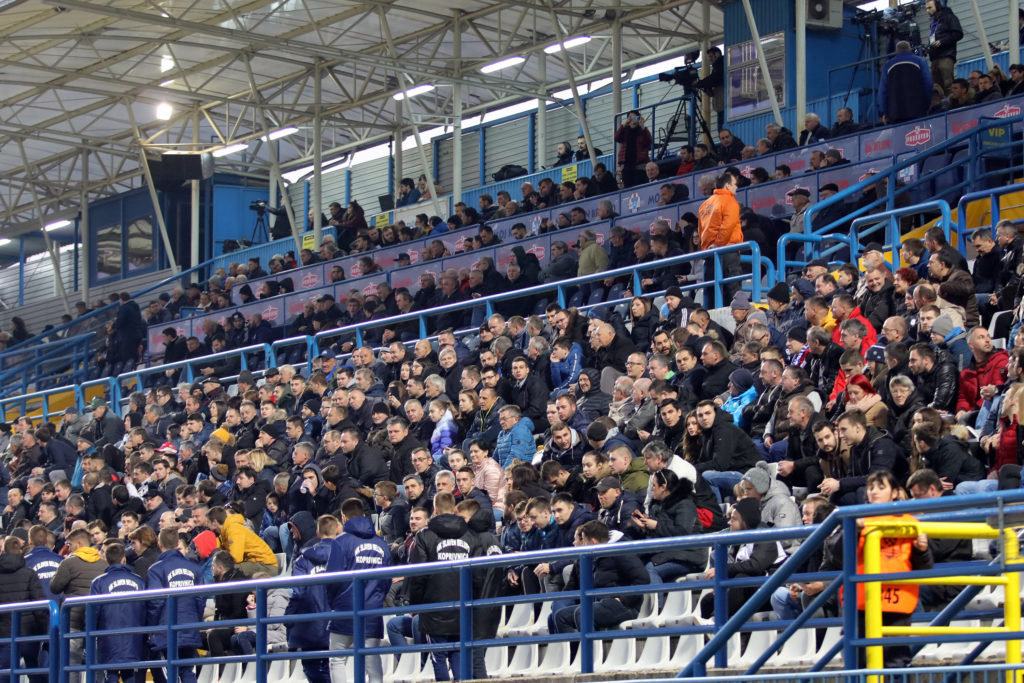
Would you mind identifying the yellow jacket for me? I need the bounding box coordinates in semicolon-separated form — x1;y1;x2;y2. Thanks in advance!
219;513;276;566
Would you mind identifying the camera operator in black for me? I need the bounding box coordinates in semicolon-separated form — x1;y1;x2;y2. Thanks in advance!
696;47;725;131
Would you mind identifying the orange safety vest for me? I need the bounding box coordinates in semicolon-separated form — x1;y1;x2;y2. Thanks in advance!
841;514;920;614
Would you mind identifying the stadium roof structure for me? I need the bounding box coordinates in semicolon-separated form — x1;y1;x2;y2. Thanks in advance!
0;0;724;254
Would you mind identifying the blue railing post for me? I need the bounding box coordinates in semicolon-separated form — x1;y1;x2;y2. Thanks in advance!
713;541;729;669
263;343;276;368
459;566;474;681
352;578;365;683
10;610;19;682
48;601;60;683
59;607;70;683
84;602;96;683
166;595;177;683
841;515;859;679
419;314;428;340
255;588;267;683
713;252;723;309
556;285;566;308
579;554;595;674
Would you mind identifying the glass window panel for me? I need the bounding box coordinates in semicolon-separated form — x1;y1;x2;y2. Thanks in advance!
125;216;154;273
95;224;121;281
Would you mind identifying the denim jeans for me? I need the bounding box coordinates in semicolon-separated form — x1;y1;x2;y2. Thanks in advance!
954;479;998;496
771;586;803;621
755;439;789;463
386;615;426;668
646;560;700;584
701;471;744;504
426;634;461;681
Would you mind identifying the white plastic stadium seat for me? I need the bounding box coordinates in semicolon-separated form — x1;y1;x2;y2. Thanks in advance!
620;592;659;629
736;628;778;667
500;602;535;637
634;636;672;670
535;641;572;676
768;626;818;666
504;643;539;676
595;637;636;672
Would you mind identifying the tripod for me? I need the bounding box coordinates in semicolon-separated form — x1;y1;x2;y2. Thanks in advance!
658;92;715;159
251;208;269;244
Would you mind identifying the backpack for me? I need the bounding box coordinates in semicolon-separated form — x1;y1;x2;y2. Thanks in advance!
493;164;528;182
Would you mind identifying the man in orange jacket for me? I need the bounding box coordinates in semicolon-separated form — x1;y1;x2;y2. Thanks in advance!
698;172;743;306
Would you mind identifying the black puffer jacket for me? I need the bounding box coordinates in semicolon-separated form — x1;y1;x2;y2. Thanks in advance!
858;282;895;332
839;427;906;494
920;435;985;485
697;408;759;474
645;483;708;569
700;358;738;400
0;553;46;637
630;310;660;351
408;514;482;637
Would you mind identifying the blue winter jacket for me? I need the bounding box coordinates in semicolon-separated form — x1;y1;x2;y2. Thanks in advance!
550;342;583;394
25;546;63;601
494;416;535;469
722;385;759;427
146;550;205;650
90;563;146;664
286;539;333;650
325;517;391;638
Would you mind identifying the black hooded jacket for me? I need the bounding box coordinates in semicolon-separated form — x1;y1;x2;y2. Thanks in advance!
408;514;483;636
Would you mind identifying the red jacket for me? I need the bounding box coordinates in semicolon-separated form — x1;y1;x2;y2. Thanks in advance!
956;349;1009;413
614;125;652;166
830;306;877;354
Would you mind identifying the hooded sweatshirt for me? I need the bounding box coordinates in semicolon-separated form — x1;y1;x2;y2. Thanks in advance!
50;546;108;629
326;516;391;638
287;537;333;650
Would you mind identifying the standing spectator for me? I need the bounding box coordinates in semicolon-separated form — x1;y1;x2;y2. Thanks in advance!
0;536;46;683
697;172;743;305
408;495;482;680
926;0;963;94
146;527;205;683
287;515;341;683
51;529;108;683
614;110;652;188
879;41;932;124
325;498;390;683
90;542;145;683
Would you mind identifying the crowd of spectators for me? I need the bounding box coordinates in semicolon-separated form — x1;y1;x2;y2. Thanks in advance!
0;186;1020;679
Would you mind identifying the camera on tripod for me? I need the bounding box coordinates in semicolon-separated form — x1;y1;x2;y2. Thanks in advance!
658;66;706;96
249;200;267;215
852;1;924;51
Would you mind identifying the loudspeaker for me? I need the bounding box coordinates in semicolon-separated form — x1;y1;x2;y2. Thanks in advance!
806;0;842;29
147;153;212;190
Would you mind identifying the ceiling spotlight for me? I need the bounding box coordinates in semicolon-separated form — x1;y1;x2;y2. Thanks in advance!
160;55;174;73
544;36;592;54
393;84;436;101
0;239;11;247
155;102;173;120
211;142;248;158
480;56;525;74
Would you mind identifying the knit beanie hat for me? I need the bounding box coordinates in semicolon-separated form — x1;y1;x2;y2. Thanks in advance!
729;369;755;394
930;313;954;339
734;497;763;530
742;461;773;496
731;291;752;311
767;282;790;304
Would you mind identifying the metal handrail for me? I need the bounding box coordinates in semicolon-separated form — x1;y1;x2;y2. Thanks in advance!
957;183;1024;251
39;488;1024;683
804;113;1024;239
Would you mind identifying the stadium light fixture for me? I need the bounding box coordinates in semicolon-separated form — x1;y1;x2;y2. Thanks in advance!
544;36;592;54
44;219;72;232
212;142;248;158
393;84;436;101
155;102;173;120
480;56;525;74
260;127;300;142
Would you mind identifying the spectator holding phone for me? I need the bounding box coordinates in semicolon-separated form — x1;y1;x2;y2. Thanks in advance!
614;110;652;188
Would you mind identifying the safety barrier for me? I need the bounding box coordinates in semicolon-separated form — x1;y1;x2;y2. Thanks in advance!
861;519;1021;683
804;111;1024;243
958;182;1024;246
0;488;1001;683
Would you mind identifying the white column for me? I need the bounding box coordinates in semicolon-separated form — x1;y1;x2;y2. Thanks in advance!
313;59;323;245
795;0;807;137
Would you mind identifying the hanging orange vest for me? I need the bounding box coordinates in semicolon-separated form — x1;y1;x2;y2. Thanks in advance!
841;514;921;614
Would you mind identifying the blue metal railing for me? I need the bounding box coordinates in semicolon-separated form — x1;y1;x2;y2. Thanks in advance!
957;183;1024;249
0;488;997;683
804;113;1024;246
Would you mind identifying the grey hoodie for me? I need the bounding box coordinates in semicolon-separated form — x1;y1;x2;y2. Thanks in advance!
760;478;801;553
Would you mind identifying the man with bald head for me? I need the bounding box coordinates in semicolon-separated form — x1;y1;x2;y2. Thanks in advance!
625;353;647;380
591;323;637;375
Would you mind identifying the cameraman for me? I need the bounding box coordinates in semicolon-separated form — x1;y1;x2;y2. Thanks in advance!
696;47;725;131
926;0;962;94
614;110;652;189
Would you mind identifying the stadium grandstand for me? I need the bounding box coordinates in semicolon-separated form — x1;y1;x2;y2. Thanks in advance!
2;0;1024;682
